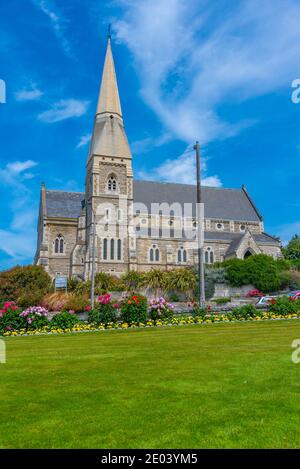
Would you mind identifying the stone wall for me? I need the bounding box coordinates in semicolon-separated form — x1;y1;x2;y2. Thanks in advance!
213;283;255;298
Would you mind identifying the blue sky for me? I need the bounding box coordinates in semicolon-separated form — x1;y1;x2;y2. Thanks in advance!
0;0;300;269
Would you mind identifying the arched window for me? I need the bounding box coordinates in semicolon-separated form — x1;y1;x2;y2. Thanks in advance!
177;247;187;263
149;245;159;262
103;238;121;261
178;249;182;263
170;210;175;238
54;235;64;254
117;239;122;260
110;239;115;260
103;239;108;260
155;248;160;262
204;247;214;264
107;175;117;192
150;248;154;262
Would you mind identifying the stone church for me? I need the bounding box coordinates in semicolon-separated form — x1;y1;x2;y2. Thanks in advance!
35;34;281;280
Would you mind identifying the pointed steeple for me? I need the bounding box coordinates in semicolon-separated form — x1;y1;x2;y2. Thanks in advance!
87;29;132;161
96;29;122;118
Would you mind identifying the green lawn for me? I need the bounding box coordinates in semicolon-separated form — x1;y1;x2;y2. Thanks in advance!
1;321;300;448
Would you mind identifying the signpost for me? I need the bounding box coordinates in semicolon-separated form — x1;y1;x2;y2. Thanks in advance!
54;276;68;292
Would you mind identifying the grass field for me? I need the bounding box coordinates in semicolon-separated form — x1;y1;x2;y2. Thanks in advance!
1;320;300;448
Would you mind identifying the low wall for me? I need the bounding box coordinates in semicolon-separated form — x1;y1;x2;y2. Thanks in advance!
213;284;255;298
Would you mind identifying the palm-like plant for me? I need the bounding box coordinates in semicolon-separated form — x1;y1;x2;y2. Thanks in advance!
95;272;114;293
165;268;196;299
140;269;167;297
121;270;142;291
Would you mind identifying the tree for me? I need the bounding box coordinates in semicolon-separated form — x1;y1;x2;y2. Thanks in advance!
284;235;300;260
0;265;52;302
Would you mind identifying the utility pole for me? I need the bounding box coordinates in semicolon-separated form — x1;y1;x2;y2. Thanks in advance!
194;141;206;308
91;208;96;309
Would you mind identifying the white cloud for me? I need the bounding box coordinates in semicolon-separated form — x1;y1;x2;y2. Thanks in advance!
6;160;37;173
0;160;38;188
131;133;171;154
138;145;222;186
33;0;73;58
15;87;43;102
38;99;90;123
76;133;92;149
114;0;300;144
0;161;39;266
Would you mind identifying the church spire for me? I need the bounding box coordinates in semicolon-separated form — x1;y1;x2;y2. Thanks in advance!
96;28;122;118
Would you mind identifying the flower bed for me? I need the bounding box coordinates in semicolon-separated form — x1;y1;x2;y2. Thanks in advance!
1;294;300;337
2;311;300;337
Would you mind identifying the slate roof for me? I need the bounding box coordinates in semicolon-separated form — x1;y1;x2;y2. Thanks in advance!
45;180;263;223
136;228;279;245
205;231;279;245
133;180;261;222
45;190;84;218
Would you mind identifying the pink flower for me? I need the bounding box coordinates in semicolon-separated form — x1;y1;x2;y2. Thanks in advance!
85;305;91;312
69;310;75;314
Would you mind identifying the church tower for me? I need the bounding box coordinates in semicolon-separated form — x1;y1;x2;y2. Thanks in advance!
84;31;134;278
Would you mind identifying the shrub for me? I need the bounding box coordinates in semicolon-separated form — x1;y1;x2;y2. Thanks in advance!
0;302;25;334
121;270;142;291
281;270;300;290
148;297;174;321
140;269;166;296
212;297;231;304
268;296;300;316
63;294;89;313
186;300;209;317
20;306;49;329
50;311;80;329
74;280;91;295
231;304;257;319
109;276;126;292
17;290;44;309
41;292;70;311
120;293;147;324
224;255;285;292
0;265;52;301
94;272;114;293
67;277;80;292
166;269;196;297
88;293;118;325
